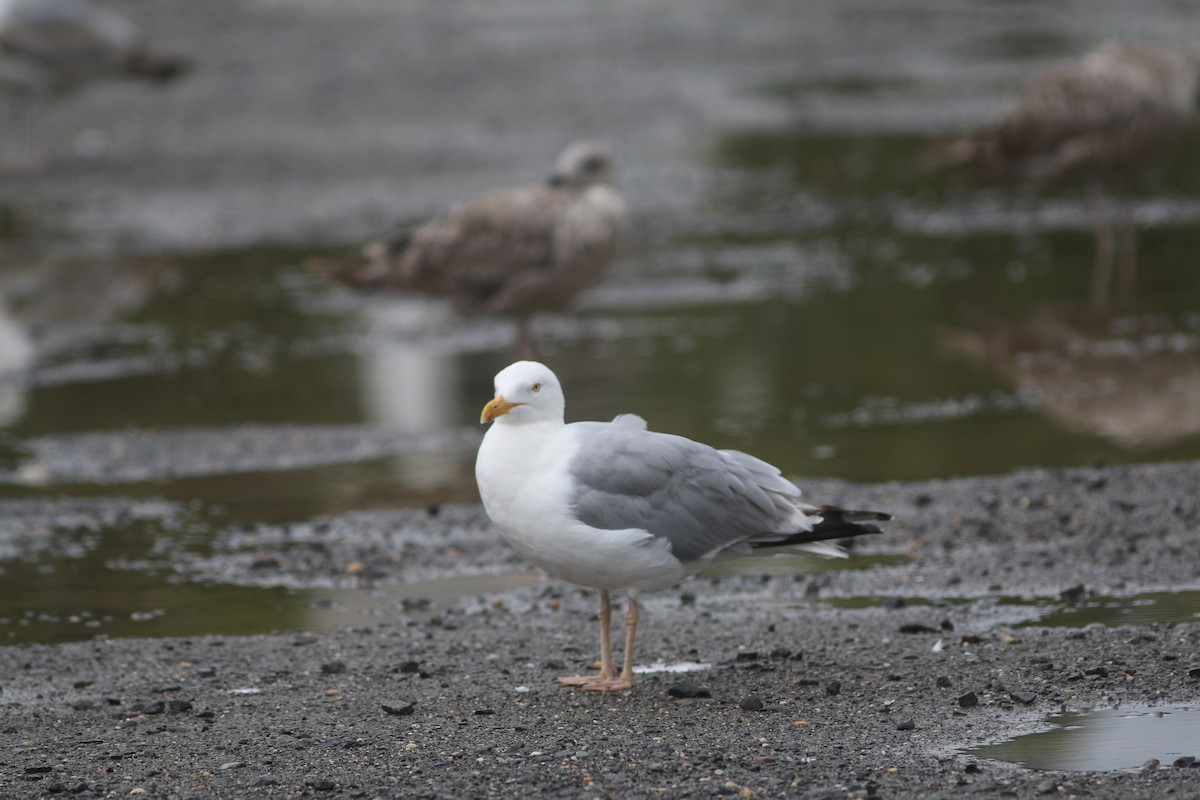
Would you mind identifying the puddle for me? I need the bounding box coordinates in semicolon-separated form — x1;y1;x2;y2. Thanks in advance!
697;552;911;579
1011;591;1200;629
966;705;1200;772
0;566;543;645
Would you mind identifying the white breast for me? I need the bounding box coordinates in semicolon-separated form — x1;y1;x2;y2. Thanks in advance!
475;422;683;593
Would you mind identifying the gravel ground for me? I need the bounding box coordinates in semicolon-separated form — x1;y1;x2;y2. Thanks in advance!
3;459;1199;799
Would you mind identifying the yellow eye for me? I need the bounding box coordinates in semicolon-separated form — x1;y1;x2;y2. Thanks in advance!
531;383;541;393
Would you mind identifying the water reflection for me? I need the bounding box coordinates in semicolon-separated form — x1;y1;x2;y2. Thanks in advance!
944;307;1200;448
356;298;471;493
968;705;1200;771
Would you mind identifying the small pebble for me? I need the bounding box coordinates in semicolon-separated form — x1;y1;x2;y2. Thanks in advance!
219;761;244;771
321;661;347;675
935;676;952;688
1142;759;1160;771
1036;778;1057;794
667;682;710;699
825;681;841;696
1172;756;1196;768
958;692;979;708
896;719;915;731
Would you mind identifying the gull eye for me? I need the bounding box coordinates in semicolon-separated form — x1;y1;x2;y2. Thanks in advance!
531;383;541;393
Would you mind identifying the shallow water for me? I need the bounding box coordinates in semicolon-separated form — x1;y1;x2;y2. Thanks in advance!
1;1;1200;644
967;705;1200;771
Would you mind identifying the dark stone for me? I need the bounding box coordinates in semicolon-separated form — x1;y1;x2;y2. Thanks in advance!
1187;665;1200;679
1172;756;1196;768
1010;691;1037;705
196;667;217;678
735;652;760;662
826;681;842;696
739;696;764;712
940;619;955;631
398;660;422;674
142;701;166;715
168;700;192;713
381;701;416;717
958;692;979;708
896;719;915;731
899;623;938;634
543;660;565;671
667;682;710;699
292;636;318;646
320;661;347;675
936;676;952;688
1059;584;1087;604
770;647;792;659
44;779;65;793
307;779;337;791
1142;759;1160;771
963;762;980;774
474;709;497;715
882;597;906;610
912;493;934;508
24;766;53;774
679;591;696;607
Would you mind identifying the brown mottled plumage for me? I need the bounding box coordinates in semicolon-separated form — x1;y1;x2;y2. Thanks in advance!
929;43;1200;307
331;142;628;357
0;0;189;93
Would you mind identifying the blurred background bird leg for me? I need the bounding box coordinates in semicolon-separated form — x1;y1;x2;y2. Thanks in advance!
1088;184;1117;310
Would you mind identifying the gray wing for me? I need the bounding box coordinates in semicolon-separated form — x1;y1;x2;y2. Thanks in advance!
567;416;806;563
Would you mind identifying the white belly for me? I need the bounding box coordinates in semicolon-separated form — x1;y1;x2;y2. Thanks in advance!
475;423;683;592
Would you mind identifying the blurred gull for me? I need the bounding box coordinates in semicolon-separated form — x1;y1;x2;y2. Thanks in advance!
927;43;1200;308
0;0;189;164
476;361;890;691
328;142;628;358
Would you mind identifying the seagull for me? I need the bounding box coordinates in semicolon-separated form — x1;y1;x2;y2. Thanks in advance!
0;0;189;165
475;361;891;692
926;42;1200;308
0;0;189;91
326;142;628;358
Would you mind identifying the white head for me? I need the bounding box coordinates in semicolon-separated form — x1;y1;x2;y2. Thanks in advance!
480;361;566;426
546;141;615;190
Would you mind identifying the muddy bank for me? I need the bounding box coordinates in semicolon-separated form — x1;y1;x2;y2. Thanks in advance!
3;458;1199;799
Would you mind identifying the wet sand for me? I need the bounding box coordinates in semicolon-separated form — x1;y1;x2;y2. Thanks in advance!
4;459;1199;798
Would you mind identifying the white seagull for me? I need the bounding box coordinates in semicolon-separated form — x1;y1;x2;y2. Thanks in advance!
329;142;628;359
475;361;891;692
